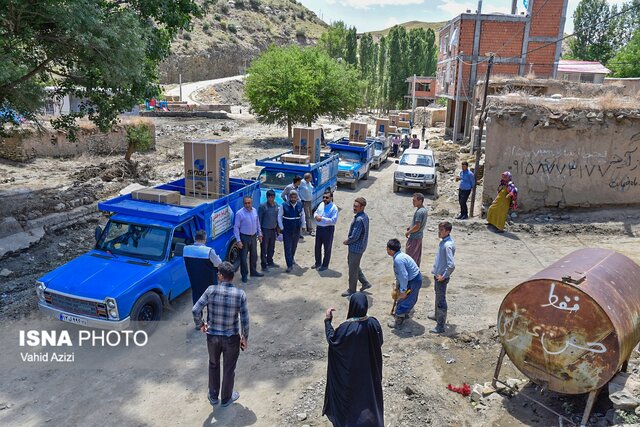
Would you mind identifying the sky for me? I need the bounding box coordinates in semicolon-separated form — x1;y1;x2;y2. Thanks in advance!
297;0;628;34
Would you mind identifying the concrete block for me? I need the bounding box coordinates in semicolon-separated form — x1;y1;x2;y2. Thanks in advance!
0;227;45;259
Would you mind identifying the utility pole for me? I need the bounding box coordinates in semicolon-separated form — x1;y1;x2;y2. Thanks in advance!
452;54;463;143
179;73;183;102
411;74;417;125
469;54;494;218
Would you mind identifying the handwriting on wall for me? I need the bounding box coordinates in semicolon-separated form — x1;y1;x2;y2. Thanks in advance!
509;146;640;192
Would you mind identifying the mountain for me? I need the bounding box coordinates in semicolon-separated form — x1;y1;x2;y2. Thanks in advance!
160;0;328;84
365;20;447;41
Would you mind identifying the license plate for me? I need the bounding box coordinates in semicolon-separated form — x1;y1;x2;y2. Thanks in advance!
59;313;88;326
407;182;422;187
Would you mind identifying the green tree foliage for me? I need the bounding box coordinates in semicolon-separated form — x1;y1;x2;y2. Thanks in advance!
387;26;408;108
569;0;617;63
345;27;358;66
0;0;201;134
608;28;640;77
425;29;438;76
318;21;348;60
244;45;362;138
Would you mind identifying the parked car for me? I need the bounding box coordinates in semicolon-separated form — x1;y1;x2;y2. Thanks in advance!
393;148;438;195
36;177;260;331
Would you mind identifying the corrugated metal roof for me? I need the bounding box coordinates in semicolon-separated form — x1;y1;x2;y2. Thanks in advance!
558;60;611;74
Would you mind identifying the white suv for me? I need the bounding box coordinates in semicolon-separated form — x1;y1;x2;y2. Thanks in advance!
393;148;438;195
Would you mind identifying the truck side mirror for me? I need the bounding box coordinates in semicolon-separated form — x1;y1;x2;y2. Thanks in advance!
395;160;399;164
251;176;257;181
435;162;440;167
94;226;103;242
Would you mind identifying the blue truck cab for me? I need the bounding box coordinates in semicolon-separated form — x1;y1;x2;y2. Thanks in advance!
36;177;260;330
255;150;339;208
329;137;375;190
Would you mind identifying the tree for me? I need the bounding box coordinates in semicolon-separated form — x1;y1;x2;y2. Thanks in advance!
0;0;201;135
345;27;358;66
377;36;388;110
387;26;408;108
608;28;640;77
569;0;616;63
425;28;438;76
245;46;362;139
318;21;348;60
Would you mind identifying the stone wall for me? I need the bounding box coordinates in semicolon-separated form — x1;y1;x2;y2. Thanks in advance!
604;78;640;97
484;102;640;211
414;107;447;127
0;122;156;162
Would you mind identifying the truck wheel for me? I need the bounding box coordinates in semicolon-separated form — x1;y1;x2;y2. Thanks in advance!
430;181;438;196
362;170;370;180
349;181;357;190
226;240;241;272
131;291;162;333
393;183;400;193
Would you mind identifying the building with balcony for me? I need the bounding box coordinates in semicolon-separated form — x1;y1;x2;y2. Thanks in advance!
436;0;568;142
405;76;437;108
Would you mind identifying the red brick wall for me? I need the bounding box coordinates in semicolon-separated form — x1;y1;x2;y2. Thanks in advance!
526;43;557;77
478;21;525;57
529;0;564;37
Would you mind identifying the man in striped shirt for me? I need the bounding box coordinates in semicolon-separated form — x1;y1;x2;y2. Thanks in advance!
193;261;250;408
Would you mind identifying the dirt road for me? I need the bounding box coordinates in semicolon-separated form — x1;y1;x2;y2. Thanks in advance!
1;117;640;426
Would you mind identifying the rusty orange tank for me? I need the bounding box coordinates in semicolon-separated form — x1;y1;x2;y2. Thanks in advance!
497;248;640;394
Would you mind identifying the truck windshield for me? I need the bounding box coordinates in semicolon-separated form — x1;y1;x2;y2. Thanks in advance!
336;151;361;163
374;141;383;151
96;221;169;261
400;154;434;167
259;170;298;189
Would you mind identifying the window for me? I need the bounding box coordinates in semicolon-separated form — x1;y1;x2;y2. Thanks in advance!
580;73;595;83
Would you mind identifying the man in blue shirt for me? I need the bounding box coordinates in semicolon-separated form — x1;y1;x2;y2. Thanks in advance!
184;230;222;308
192;261;249;408
430;221;456;334
386;238;422;329
341;197;371;297
234;196;263;283
456;161;476;220
312;190;339;271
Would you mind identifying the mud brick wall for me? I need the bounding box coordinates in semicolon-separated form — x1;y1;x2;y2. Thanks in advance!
484;107;640;211
0;123;156;162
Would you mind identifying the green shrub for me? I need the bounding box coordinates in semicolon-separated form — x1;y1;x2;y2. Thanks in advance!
202;23;210;31
295;28;306;38
214;14;222;21
249;0;261;9
297;11;305;20
220;20;228;30
182;32;191;40
278;13;286;21
219;3;229;13
124;122;154;161
228;23;237;33
235;0;245;8
435;97;447;106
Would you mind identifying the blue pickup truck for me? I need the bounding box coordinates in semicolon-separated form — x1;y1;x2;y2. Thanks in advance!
255;150;339;208
329;138;375;190
36;177;260;330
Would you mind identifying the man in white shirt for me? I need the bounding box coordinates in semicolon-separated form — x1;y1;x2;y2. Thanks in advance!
312;190;339;271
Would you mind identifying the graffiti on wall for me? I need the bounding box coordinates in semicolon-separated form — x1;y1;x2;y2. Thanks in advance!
509;144;640;192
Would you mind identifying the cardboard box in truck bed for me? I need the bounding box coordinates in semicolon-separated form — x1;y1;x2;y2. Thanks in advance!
293;127;322;163
132;188;181;205
349;122;368;142
184;139;230;199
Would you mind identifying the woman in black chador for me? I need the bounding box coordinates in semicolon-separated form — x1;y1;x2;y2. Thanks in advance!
323;292;384;427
